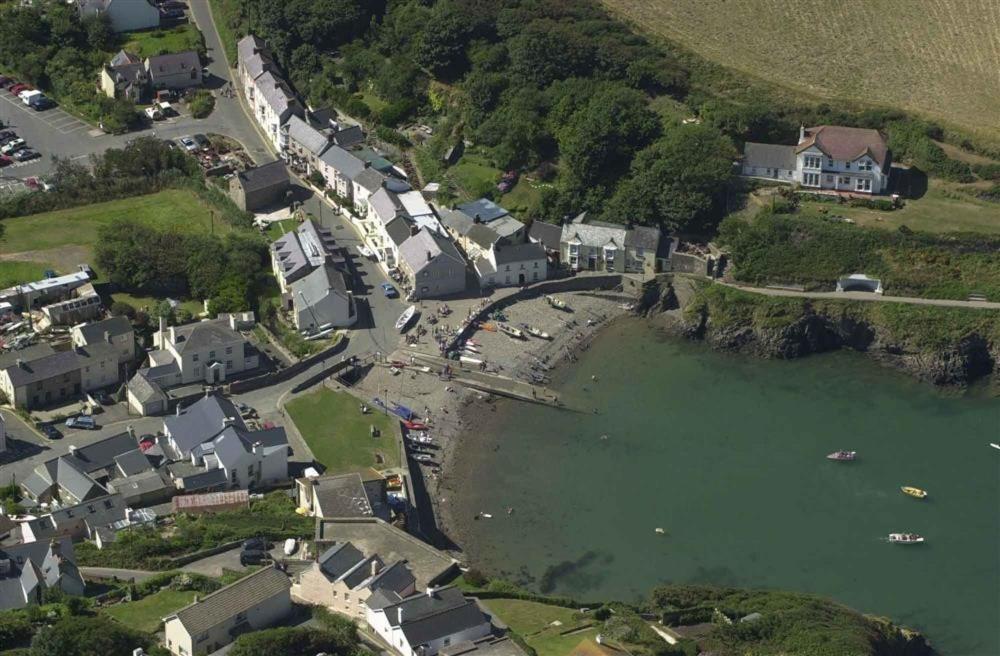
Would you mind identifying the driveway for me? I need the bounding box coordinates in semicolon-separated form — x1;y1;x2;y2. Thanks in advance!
181;544;287;577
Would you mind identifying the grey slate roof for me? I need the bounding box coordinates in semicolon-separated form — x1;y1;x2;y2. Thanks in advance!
455;198;508;223
75;316;132;345
272;219;335;284
398;229;464;275
243;52;273;82
332;125;364;148
561;214;627;249
465;224;499;251
438;208;475;237
528;221;562;252
368;560;417;596
237;35;269;64
385;216;414;247
3;349;80;387
0;539;80;611
128;370;167;405
382;587;488;647
441;638;529;656
164;394;247;455
311;472;375;518
64;431;137;474
146;51;200;82
319;146;365;180
493;242;545;266
168;566;291;635
353;167;387;193
49;493;126;532
742;142;797;171
285;115;330;156
624;225;660;251
256;71;300;118
318;541;365;578
0;344;55;370
114;449;153;477
236;160;289;193
178;467;227;492
488;215;524;240
370;188;404;225
170;319;245;355
56;457;105;502
110;50;141;67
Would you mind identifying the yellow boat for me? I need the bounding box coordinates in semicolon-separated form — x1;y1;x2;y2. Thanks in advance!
901;486;928;499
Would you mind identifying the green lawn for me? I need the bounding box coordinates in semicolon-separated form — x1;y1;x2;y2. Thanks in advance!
265;219;297;241
286;388;400;473
482;599;597;656
799;182;1000;234
447;151;501;199
122;25;205;59
110;292;204;318
501;179;549;217
1;189;226;255
0;261;48;288
207;0;243;64
357;91;388;114
104;589;197;633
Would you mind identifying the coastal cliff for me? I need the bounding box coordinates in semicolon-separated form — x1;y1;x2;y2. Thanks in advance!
640;278;999;386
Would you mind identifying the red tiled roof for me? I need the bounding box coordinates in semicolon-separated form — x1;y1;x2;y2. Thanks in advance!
796;125;889;168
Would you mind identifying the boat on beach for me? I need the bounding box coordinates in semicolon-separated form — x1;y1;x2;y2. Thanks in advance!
395;305;417;331
545;295;569;310
526;326;551;339
403;420;429;430
826;450;857;461
497;323;525;339
888;533;925;544
901;486;928;499
460;356;482;366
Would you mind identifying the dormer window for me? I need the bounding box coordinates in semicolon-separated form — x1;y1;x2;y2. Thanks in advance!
827;159;834;167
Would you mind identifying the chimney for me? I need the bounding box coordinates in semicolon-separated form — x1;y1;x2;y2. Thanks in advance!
49;538;61;561
133;649;147;656
409;225;419;237
69;445;78;455
798;125;805;143
252;441;261;454
176;404;182;416
370;560;381;578
222;417;236;429
169;326;176;343
15;358;24;370
228;314;237;331
474;214;481;224
397;607;403;624
425;586;435;597
103;330;111;344
127;424;135;440
159;315;167;344
426;251;432;262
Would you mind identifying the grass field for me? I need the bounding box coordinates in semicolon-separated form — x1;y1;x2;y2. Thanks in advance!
122;25;204;58
481;599;598;656
447;151;501;199
500;179;549;217
264;219;297;241
0;261;48;288
104;589;197;633
799;182;1000;234
603;0;1000;141
207;0;242;63
0;190;227;284
285;388;400;473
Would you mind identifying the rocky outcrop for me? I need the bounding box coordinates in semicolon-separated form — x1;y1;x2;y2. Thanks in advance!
643;277;998;386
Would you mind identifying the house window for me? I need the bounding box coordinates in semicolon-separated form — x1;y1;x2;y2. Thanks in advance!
825;175;833;183
231;470;237;483
533;261;538;268
193;354;199;362
332;591;338;598
856;178;872;192
505;265;510;272
225;347;233;355
226;360;233;369
803;172;820;186
344;593;350;601
839;176;851;185
827;159;834;167
858;160;873;171
844;161;851;169
804;155;822;169
209;351;215;359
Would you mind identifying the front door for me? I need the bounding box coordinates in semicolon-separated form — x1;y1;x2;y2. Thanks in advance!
588;254;597;270
518;273;525;285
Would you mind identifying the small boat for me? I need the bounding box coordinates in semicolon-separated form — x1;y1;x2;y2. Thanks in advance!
545;295;568;310
411;453;433;463
389;366;401;375
497;323;525;339
391;403;414;420
460;356;482;366
654;527;665;535
826;450;857;461
396;305;417;331
888;533;924;544
403;420;428;430
901;486;928;499
990;443;1000;451
408;433;433;444
526;326;551;339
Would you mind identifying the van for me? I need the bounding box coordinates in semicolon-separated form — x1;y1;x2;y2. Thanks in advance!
144;106;163;121
240;549;269;566
19;89;41;105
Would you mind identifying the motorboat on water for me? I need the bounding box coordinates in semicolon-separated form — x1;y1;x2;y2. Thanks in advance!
526;326;551;339
900;486;928;499
990;443;1000;451
888;533;924;544
826;450;857;461
497;323;525;339
395;305;417;331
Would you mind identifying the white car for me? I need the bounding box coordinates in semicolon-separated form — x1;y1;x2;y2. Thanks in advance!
144;106;163;120
1;138;25;154
283;538;297;556
179;136;197;152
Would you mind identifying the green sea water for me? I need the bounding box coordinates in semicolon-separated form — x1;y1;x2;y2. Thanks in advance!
452;319;1000;655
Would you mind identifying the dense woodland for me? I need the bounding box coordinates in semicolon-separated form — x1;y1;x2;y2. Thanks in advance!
212;0;990;234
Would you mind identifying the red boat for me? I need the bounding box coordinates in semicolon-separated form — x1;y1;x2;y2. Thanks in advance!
826;450;857;461
403;420;428;430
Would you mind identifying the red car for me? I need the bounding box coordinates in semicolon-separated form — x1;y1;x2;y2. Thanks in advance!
9;83;29;95
0;155;11;167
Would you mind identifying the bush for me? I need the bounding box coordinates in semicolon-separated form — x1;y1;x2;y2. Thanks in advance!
0;612;34;650
188;90;215;118
307;170;326;188
374;125;412;148
109;301;136;319
847;197;896;211
462;568;488;588
229;627;354;656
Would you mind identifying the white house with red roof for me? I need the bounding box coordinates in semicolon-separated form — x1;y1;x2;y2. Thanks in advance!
742;125;891;194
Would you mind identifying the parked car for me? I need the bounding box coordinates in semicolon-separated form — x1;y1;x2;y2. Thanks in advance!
0;130;14;141
0;135;17;147
9;83;29;95
65;415;97;430
31;97;54;110
240;549;269;566
1;139;25;155
0;155;11;167
178;136;197;152
13;149;39;162
192;133;210;149
380;282;399;298
40;424;62;440
242;536;268;552
144;106;163;120
0;76;12;88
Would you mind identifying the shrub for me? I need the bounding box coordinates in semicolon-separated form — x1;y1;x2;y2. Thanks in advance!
229;627;354;656
109;301;136;319
0;612;33;650
462;568;488;588
188;90;215;118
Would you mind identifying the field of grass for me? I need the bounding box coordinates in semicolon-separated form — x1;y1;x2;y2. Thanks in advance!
122;25;204;59
481;599;598;656
447;151;501;199
285;388;400;473
0;261;48;288
501;179;549;217
207;0;243;64
110;292;204;318
0;189;227;286
799;182;1000;234
603;0;1000;141
357;91;388;115
264;219;297;241
104;589;197;633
